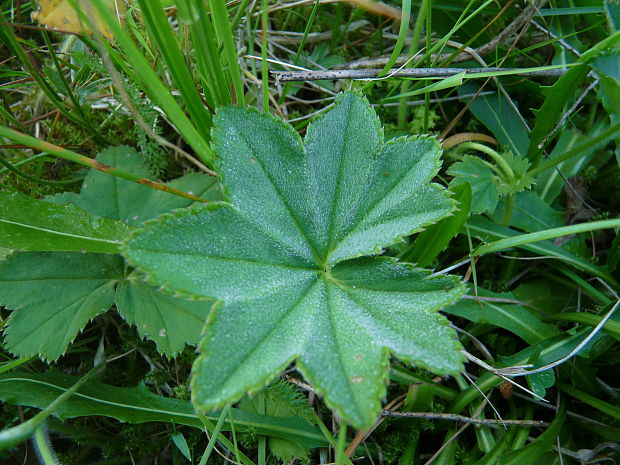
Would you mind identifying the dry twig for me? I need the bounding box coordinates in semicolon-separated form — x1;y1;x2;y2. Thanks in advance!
272;67;566;82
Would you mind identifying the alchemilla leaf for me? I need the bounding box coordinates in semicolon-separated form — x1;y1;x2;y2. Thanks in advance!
447;155;499;214
0;252;122;360
123;92;465;429
0;147;218;359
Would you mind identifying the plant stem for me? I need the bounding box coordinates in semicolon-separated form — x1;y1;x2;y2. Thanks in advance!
0;127;210;203
501;194;515;226
457;142;515;182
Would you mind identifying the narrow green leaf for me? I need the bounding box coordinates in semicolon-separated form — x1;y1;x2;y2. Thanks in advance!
382;72;466;101
527;30;620;161
124;92;465;429
528;120;620;176
458;83;529;156
0;252;123;360
0;129;208;203
0;191;129;254
467;216;619;286
136;0;213;141
534;126;602;203
0;366;103;451
171;432;192;461
0;371;326;447
444;288;558;344
209;0;245;105
88;2;214;164
547;312;620;341
472;218;620;256
405;182;472;266
176;0;231;106
377;0;411;77
497;401;566;465
472;430;515;465
557;383;620;420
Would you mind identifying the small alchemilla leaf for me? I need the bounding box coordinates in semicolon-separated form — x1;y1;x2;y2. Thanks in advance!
496;151;536;196
115;271;212;356
448;155;499;214
53;146;220;226
123;92;465;429
0;252;123;360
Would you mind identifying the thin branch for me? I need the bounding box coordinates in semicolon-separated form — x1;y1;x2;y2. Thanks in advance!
272;67;566;82
423;399;488;465
381;411;549;428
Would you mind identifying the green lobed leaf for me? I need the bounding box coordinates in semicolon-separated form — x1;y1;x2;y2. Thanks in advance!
115;271;213;356
0;370;326;448
0;252;123;360
0;191;129;254
495;151;535;195
0;253;210;360
448;156;498;214
0;147;220;360
50;145;220;226
124;92;465;429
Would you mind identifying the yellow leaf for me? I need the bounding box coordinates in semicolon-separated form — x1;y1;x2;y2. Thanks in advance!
31;0;126;39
